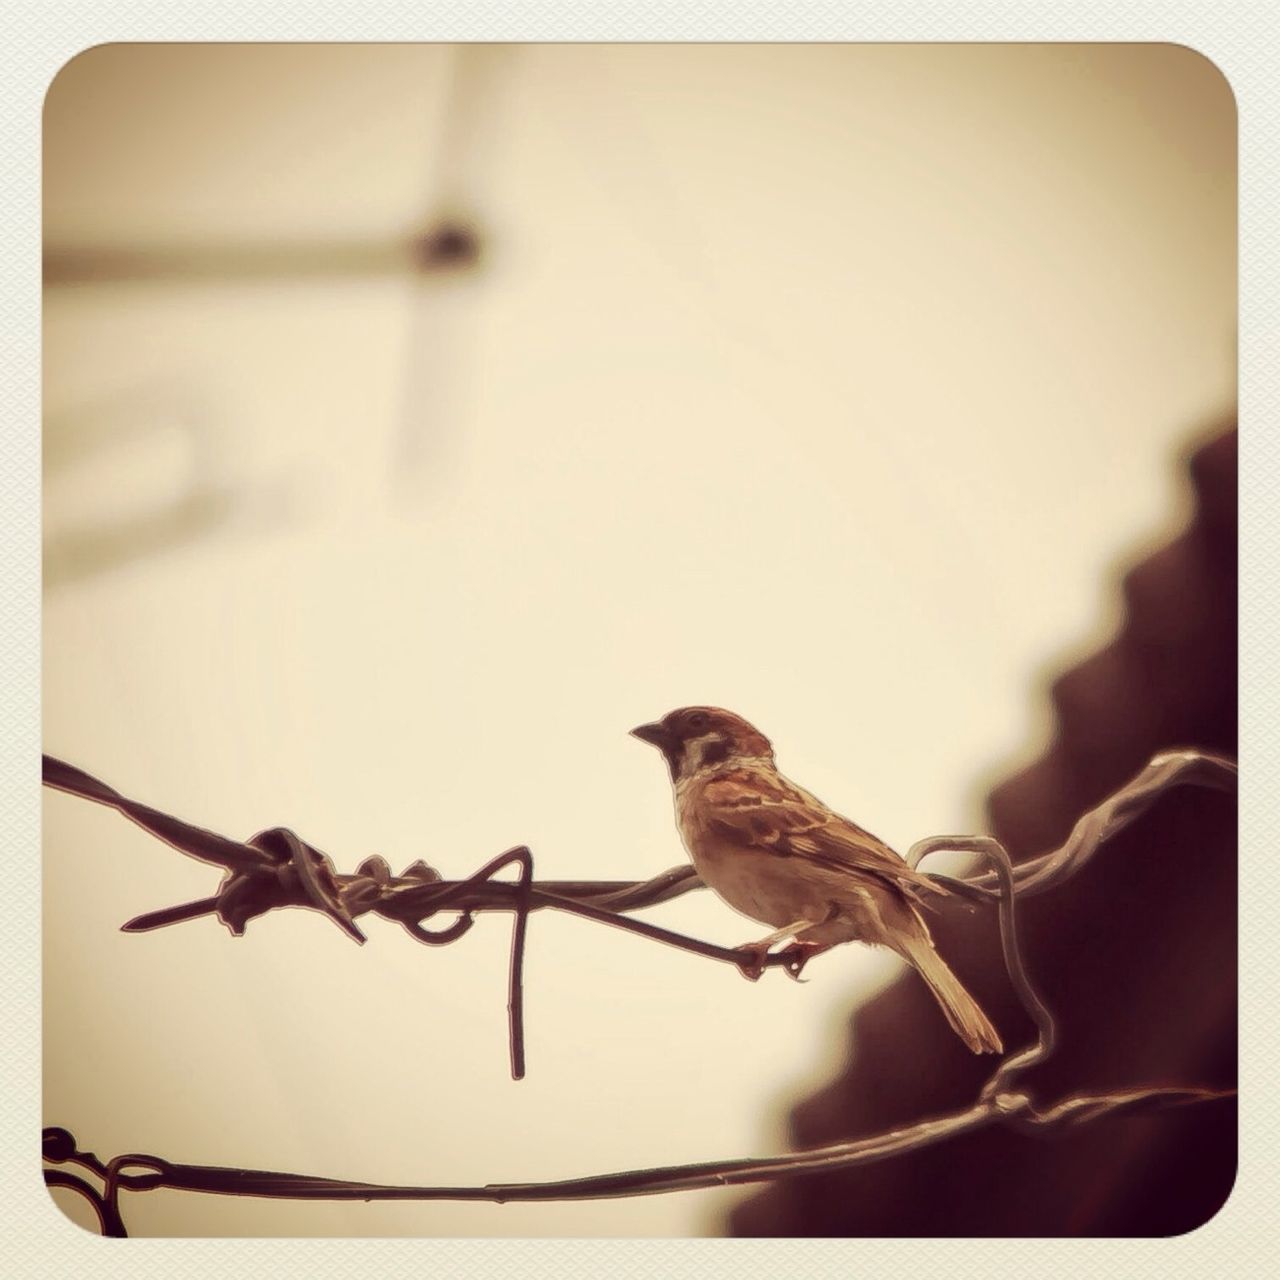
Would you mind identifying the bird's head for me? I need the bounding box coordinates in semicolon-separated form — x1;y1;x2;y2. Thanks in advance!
630;706;774;782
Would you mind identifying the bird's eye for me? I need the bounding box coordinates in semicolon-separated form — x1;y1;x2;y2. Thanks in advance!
688;712;709;732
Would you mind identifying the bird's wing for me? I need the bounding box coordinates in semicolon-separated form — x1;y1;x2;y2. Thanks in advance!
701;769;945;902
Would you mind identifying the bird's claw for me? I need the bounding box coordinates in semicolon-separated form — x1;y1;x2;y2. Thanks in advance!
735;939;826;982
778;943;815;982
733;943;770;982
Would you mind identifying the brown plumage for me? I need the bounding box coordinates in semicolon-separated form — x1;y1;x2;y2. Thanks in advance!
632;706;1002;1055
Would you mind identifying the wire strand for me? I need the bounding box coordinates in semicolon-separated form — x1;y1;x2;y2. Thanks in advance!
41;746;1236;1233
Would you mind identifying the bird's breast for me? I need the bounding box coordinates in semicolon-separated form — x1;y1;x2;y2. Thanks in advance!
674;778;827;929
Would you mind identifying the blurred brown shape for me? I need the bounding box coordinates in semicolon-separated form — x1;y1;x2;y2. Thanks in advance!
43;388;234;588
728;424;1238;1238
42;221;484;288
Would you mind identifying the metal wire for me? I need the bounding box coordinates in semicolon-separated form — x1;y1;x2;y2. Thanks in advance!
41;746;1236;1233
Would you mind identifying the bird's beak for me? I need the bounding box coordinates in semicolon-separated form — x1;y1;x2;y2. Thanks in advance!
630;721;673;750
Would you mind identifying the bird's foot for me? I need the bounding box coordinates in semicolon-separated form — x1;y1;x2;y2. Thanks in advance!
733;942;772;982
776;941;827;982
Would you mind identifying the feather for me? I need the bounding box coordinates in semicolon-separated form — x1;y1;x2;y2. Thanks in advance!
700;768;947;905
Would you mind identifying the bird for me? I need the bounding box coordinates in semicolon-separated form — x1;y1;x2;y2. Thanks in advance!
631;705;1003;1054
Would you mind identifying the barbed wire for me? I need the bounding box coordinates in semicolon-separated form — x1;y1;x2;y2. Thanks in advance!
42;746;1236;1235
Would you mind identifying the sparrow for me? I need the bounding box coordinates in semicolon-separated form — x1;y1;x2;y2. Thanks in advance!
631;706;1003;1055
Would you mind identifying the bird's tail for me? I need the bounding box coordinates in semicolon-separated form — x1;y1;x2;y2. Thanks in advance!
898;935;1003;1055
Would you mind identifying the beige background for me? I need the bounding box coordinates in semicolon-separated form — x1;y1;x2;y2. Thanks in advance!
43;43;1235;1237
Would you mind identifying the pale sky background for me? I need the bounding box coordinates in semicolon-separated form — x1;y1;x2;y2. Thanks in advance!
42;43;1235;1237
